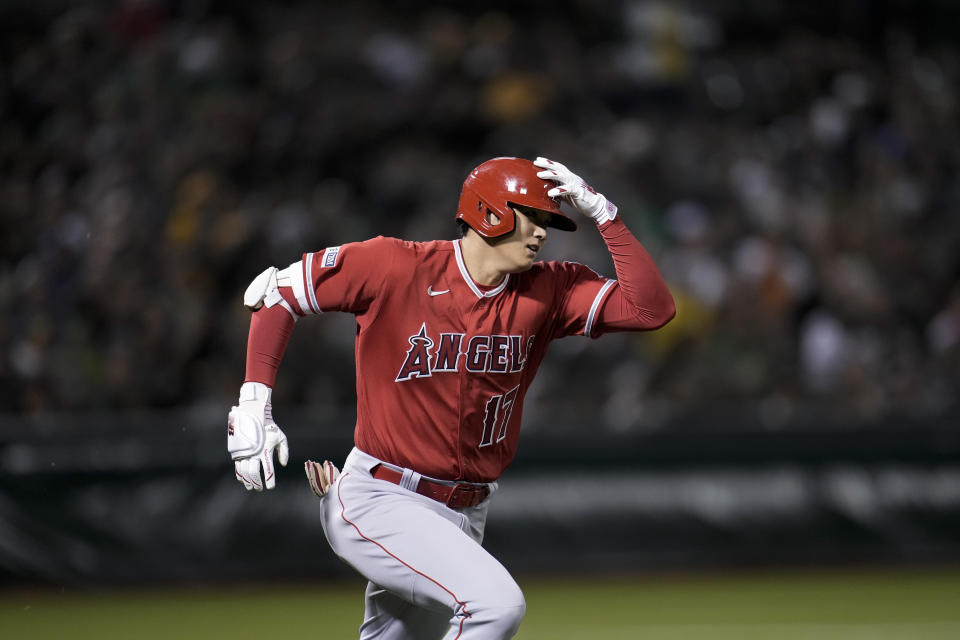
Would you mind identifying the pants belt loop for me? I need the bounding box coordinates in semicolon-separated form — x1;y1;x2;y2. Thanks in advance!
399;468;422;492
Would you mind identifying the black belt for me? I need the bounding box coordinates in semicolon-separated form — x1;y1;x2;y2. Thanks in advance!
371;464;490;508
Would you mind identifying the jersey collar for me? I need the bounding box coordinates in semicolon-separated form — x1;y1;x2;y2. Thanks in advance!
453;240;511;299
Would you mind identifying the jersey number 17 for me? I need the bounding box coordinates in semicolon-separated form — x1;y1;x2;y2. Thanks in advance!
478;384;520;448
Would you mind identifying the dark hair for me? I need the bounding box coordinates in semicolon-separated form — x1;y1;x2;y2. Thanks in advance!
456;219;470;238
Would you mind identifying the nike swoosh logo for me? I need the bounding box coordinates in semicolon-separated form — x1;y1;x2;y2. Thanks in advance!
427;286;450;296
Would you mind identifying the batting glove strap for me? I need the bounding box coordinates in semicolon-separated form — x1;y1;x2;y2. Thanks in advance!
534;157;618;225
238;380;271;404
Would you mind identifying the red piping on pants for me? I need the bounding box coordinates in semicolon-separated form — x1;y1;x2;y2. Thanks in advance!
337;472;472;638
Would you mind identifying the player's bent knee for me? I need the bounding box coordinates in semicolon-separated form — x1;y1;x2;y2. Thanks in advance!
495;593;527;631
467;580;526;636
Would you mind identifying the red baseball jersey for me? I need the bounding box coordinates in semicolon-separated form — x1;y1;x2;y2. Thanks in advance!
283;236;616;482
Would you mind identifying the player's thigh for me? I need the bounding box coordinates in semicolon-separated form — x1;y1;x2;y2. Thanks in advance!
323;471;519;614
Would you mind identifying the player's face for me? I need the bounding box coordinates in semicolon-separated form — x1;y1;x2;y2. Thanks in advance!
491;207;549;272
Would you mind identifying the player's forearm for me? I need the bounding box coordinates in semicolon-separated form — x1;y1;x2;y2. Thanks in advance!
598;217;675;328
244;303;296;387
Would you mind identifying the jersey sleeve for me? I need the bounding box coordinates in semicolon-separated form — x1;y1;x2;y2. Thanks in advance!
244;303;295;387
282;236;397;316
546;216;676;339
545;261;618;339
591;217;676;334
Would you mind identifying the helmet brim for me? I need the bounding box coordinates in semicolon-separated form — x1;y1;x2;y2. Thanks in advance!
509;203;578;233
547;211;578;232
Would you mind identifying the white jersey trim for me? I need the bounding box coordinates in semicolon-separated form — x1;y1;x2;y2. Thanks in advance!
283;258;318;315
304;253;322;314
584;279;616;336
453;240;510;299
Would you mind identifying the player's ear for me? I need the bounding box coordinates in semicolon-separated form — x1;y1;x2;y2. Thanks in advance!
485;209;501;227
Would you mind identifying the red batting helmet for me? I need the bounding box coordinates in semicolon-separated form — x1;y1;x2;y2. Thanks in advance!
457;157;577;238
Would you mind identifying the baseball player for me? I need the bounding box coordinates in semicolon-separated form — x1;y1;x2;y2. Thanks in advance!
227;157;675;639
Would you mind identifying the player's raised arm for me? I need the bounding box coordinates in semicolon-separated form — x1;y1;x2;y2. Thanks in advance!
535;157;676;331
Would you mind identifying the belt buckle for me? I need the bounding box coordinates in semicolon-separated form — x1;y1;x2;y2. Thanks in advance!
446;483;486;508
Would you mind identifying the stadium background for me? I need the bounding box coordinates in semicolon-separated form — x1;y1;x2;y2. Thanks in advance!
2;0;959;637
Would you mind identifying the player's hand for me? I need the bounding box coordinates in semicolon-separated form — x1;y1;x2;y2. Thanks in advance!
305;459;340;498
534;157;618;225
227;382;289;491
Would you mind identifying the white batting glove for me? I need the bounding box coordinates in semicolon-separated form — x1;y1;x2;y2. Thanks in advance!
305;460;340;498
534;157;618;225
227;382;289;491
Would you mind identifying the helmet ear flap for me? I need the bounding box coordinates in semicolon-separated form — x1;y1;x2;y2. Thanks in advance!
458;192;513;237
477;200;503;230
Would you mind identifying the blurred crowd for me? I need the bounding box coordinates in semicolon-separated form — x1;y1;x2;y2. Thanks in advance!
2;0;958;432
